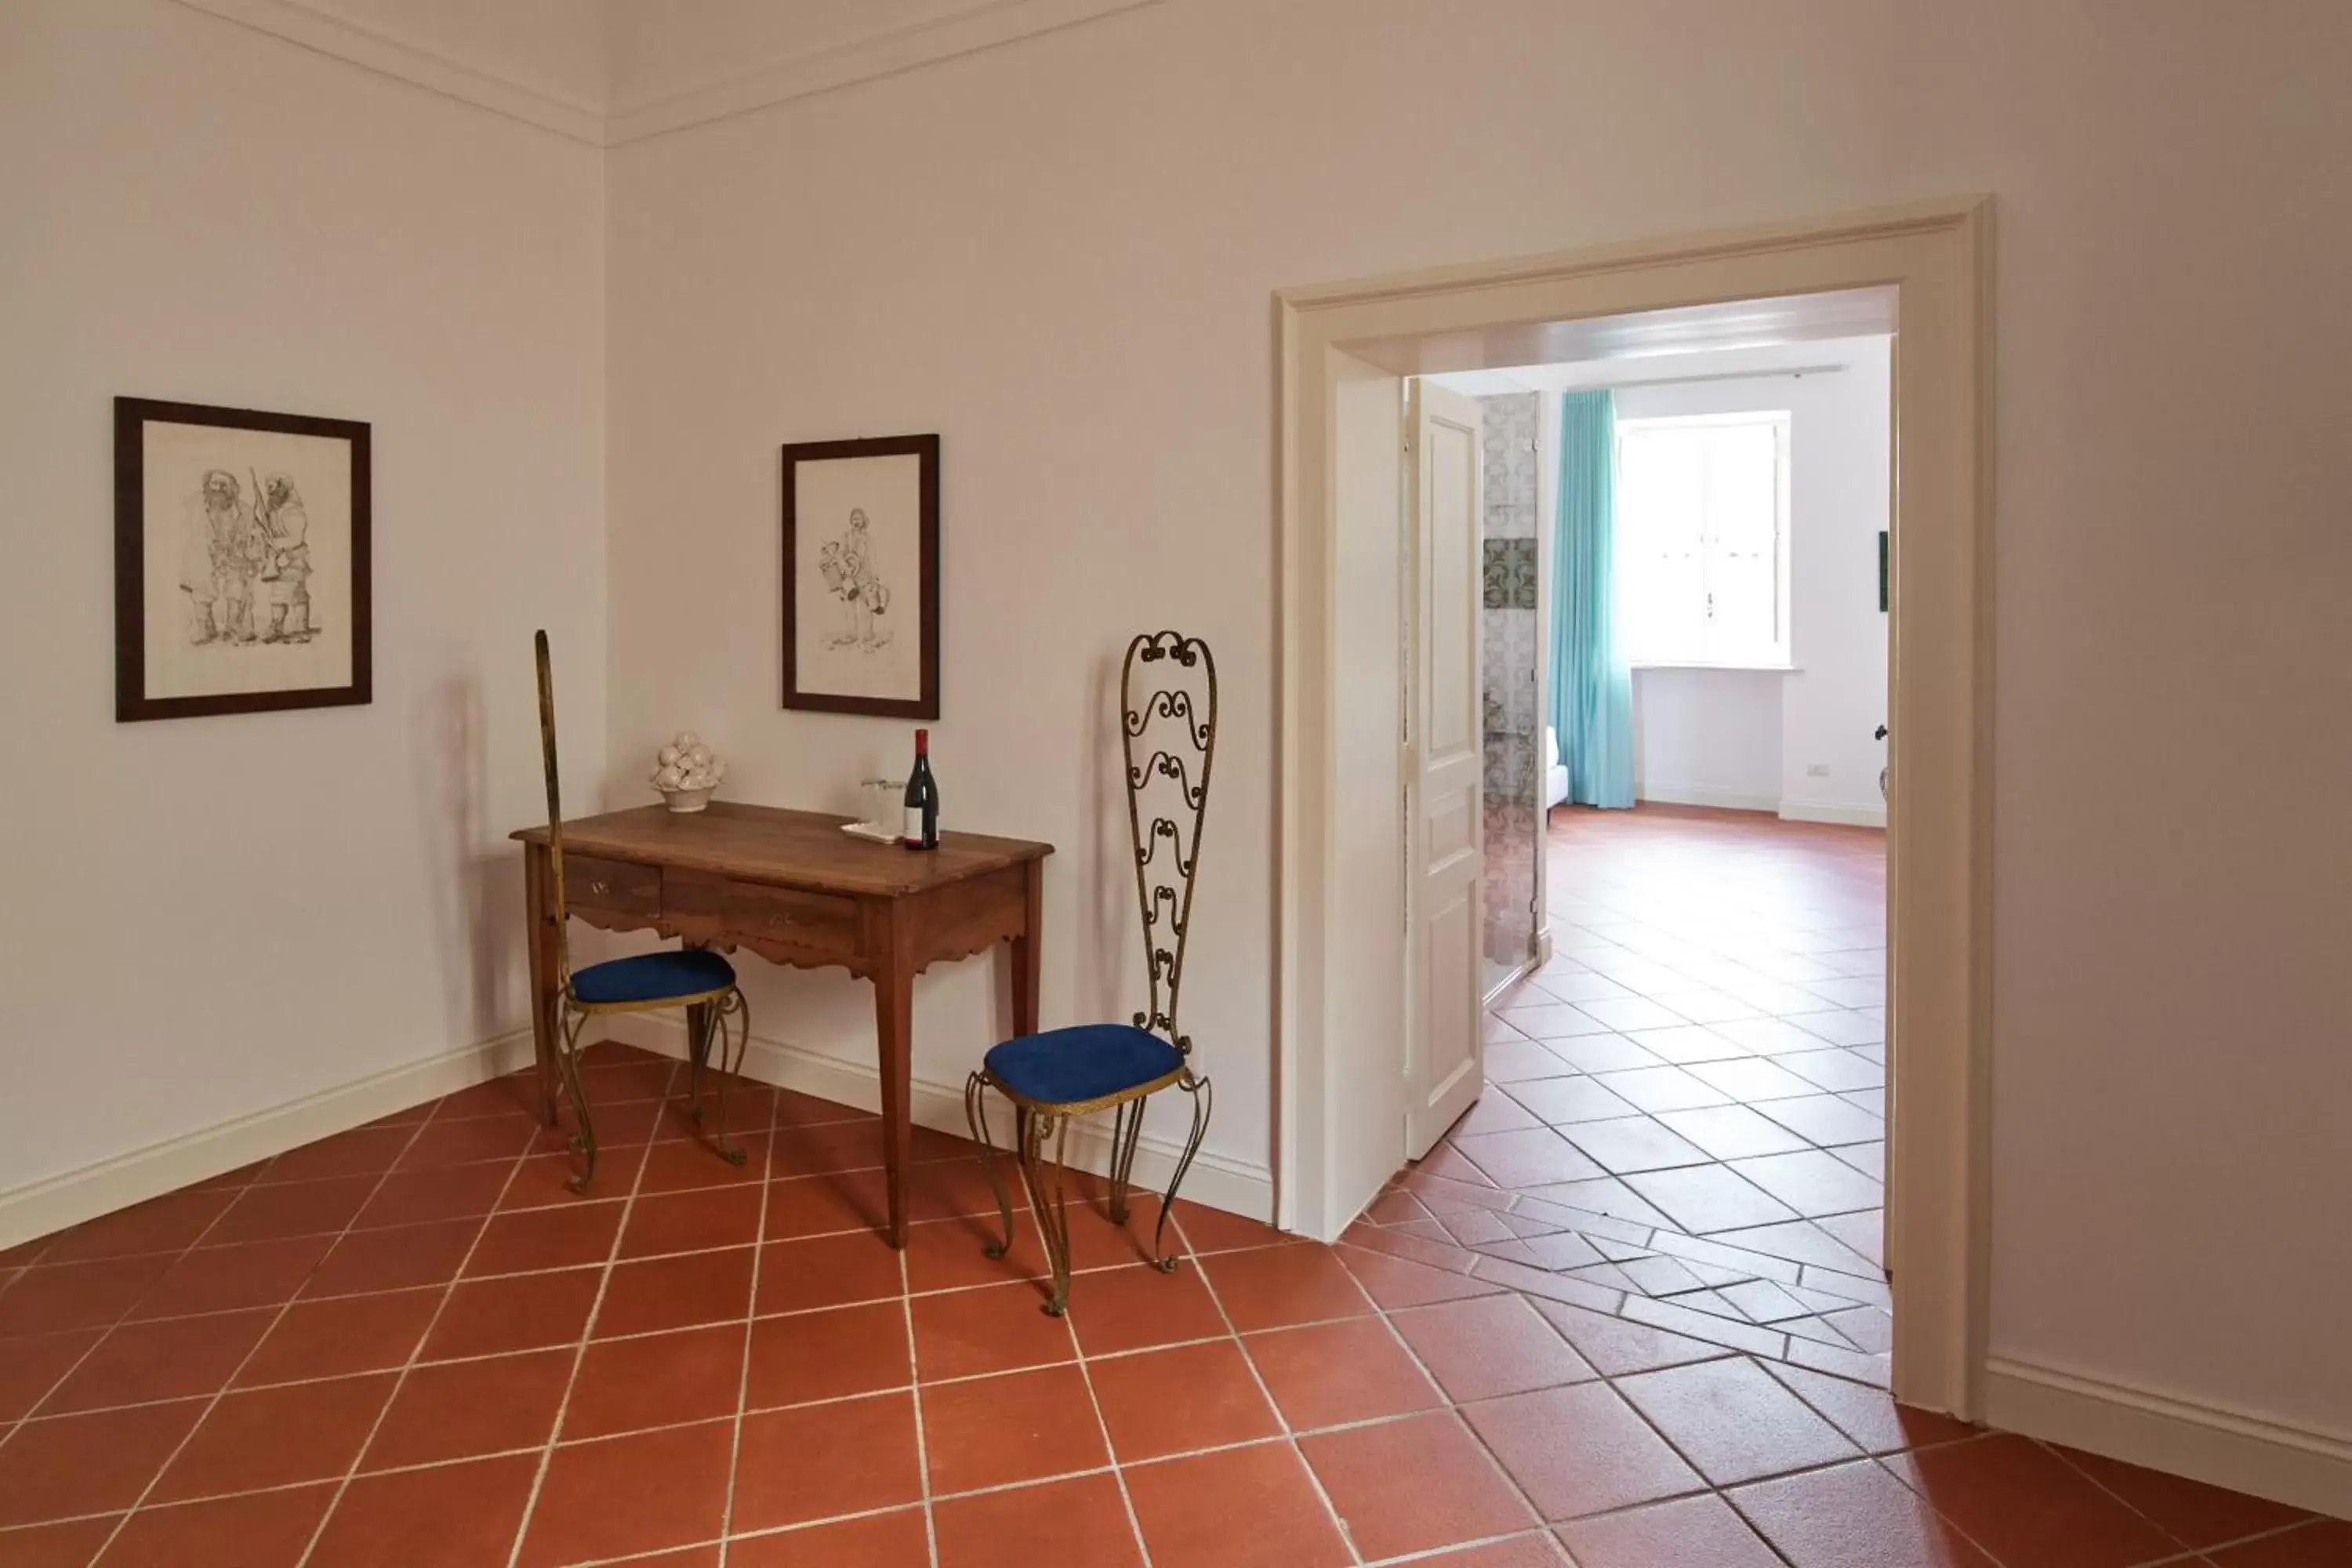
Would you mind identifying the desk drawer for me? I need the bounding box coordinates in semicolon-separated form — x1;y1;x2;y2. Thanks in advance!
566;855;661;919
721;880;859;956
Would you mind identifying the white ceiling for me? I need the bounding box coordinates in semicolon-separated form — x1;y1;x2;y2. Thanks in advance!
1363;285;1898;383
173;0;1156;144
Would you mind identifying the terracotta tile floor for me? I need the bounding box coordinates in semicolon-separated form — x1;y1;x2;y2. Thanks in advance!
0;902;2332;1561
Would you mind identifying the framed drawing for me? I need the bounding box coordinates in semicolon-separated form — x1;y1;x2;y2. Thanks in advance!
781;433;940;719
114;397;372;722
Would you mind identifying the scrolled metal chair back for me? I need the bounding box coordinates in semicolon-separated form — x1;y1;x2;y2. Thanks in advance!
1121;631;1216;1055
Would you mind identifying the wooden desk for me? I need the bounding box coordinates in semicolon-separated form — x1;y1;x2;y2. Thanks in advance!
513;803;1054;1246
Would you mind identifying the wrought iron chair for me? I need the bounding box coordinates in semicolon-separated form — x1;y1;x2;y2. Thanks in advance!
534;630;750;1192
965;631;1217;1316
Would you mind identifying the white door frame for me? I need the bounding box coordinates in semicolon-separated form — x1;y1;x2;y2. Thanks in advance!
1276;196;1994;1419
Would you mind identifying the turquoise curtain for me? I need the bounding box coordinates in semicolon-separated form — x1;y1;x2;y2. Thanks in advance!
1552;390;1635;808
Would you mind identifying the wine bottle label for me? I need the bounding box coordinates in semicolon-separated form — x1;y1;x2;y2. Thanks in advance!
904;806;924;844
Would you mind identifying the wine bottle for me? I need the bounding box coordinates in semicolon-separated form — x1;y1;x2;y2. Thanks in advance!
902;729;940;850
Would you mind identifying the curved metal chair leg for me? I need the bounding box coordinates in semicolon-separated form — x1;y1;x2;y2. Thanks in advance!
1107;1097;1146;1227
698;989;750;1167
557;1007;598;1193
964;1072;1015;1260
1016;1111;1074;1316
1149;1075;1213;1272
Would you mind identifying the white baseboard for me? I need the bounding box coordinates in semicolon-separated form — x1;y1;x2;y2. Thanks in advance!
1780;798;1889;828
1636;784;1780;814
1984;1356;2352;1521
604;1014;1276;1223
0;1028;537;1254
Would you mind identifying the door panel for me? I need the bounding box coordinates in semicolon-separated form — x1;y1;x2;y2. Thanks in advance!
1405;381;1487;1159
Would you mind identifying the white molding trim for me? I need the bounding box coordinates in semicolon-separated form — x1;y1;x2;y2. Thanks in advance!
1636;785;1780;815
169;0;1159;149
169;0;606;144
1779;798;1889;829
1985;1356;2352;1520
604;1014;1273;1222
604;0;1159;146
0;1029;535;1253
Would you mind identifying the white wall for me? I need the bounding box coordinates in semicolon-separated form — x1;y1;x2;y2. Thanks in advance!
0;0;606;1200
604;0;2352;1446
1612;337;1893;822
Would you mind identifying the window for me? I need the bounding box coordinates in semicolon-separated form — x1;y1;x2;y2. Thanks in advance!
1614;411;1791;668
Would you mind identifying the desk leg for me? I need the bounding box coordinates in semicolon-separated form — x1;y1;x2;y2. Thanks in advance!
523;842;560;1126
1011;858;1044;1038
876;911;916;1248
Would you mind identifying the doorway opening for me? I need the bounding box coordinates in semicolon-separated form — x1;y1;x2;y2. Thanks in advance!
1385;300;1898;1376
1279;198;1990;1415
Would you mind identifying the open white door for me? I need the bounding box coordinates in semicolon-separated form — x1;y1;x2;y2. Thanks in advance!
1404;380;1487;1159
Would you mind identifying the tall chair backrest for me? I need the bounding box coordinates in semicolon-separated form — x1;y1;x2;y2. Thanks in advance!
534;630;572;987
1120;631;1217;1056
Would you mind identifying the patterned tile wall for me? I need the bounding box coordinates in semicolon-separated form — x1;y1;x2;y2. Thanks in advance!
1480;394;1542;972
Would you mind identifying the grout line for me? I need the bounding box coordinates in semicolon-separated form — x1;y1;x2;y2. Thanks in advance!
80;1102;452;1564
496;1056;675;1568
713;1079;774;1568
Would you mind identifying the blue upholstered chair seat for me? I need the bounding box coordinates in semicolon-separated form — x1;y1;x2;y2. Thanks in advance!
570;948;738;1007
984;1024;1185;1105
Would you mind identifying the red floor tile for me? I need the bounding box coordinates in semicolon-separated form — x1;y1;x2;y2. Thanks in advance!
1557;1493;1786;1567
0;1256;174;1337
907;1279;1071;1380
207;1176;377;1244
2052;1443;2310;1549
355;1162;515;1230
1391;1293;1596;1403
463;1200;626;1276
1902;1434;2182;1567
1405;1539;1569;1566
731;1392;923;1532
360;1347;571;1468
123;1234;336;1321
728;1508;931;1566
517;1419;735;1567
1090;1338;1280;1461
920;1363;1109;1494
595;1246;754;1338
423;1267;601;1360
93;1482;335;1567
0;1517;122;1566
1245;1318;1443;1430
42;1308;275;1414
933;1472;1144;1568
0;1330;101;1423
1122;1441;1352;1568
500;1144;648;1210
637;1131;771;1193
308;1452;539;1568
1759;1362;1976;1454
757;1229;907;1313
1169;1201;1299;1257
302;1218;481;1298
1334;1242;1503;1309
0;1400;205;1526
897;1210;1042;1297
563;1322;746;1439
1616;1357;1862;1485
2207;1519;2352;1564
1062;1260;1228;1356
1197;1245;1370;1332
619;1185;764;1258
1528;1295;1735;1376
235;1286;440;1384
746;1299;910;1407
1301;1409;1537;1559
1730;1457;1995;1566
260;1123;417;1184
39;1190;235;1265
1463;1380;1704;1521
150;1373;396;1501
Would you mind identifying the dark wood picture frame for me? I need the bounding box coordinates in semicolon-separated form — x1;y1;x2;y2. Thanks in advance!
114;397;372;722
779;433;941;720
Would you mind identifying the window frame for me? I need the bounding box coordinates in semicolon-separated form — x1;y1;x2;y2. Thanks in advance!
1613;408;1795;672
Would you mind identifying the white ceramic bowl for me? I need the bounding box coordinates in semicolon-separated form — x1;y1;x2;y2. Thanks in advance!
658;785;716;815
